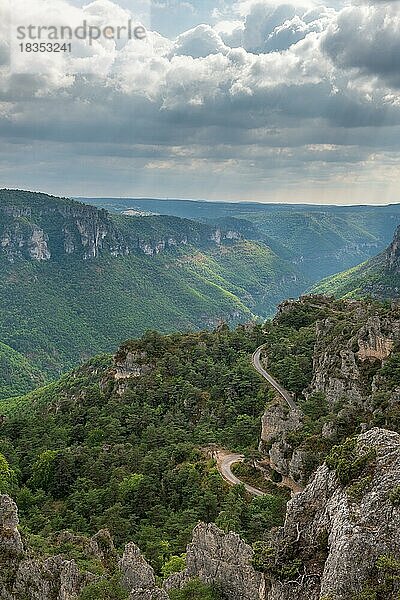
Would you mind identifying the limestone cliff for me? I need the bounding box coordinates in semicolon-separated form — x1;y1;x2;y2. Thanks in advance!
165;429;400;600
262;428;400;600
259;297;400;486
386;225;400;272
308;309;400;405
0;190;241;263
164;523;264;599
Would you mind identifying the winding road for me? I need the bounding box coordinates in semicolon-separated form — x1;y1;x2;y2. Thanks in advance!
215;344;299;497
216;452;265;497
252;345;297;411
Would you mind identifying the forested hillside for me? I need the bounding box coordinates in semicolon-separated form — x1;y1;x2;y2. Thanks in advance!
0;190;305;388
0;343;45;401
0;325;289;574
311;225;400;300
83;197;400;280
1;296;399;598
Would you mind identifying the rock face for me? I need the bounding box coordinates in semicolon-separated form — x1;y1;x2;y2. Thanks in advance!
263;428;400;600
119;543;168;600
259;399;303;480
259;400;302;456
0;495;92;600
309;310;400;406
0;495;23;558
12;557;88;600
357;315;396;361
114;351;153;381
119;543;156;591
164;429;400;600
385;225;400;273
0;190;240;263
164;522;265;600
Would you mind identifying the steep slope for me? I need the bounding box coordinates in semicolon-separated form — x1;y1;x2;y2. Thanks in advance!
0;342;45;400
165;429;400;600
312;225;400;299
0;190;306;379
256;295;400;489
83;196;400;281
0;325;290;575
1;297;400;599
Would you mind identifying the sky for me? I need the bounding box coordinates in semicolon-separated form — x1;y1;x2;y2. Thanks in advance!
1;0;400;204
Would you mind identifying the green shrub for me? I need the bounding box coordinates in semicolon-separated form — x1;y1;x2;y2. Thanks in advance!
347;476;372;501
252;541;302;581
326;439;376;486
0;452;16;494
168;578;222;600
78;575;128;600
389;485;400;506
162;554;186;578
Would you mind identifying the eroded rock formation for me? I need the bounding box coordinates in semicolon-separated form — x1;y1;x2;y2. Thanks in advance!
0;191;241;263
164;522;265;600
1;429;399;600
165;428;400;600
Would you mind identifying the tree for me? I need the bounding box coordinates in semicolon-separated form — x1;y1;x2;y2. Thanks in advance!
0;452;16;493
162;554;186;578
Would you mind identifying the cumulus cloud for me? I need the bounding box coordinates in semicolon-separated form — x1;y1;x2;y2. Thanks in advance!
169;24;230;57
1;0;400;201
321;4;400;87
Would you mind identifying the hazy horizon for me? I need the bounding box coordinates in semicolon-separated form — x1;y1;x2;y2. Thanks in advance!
2;0;400;204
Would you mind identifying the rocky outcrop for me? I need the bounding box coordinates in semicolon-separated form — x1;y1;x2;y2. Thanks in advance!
309;310;400;406
90;529;118;570
256;343;308;484
119;543;156;591
164;522;265;600
259;400;303;479
12;557;89;600
357;315;397;361
114;351;153;381
385;225;400;272
163;429;400;600
119;543;168;599
261;298;400;485
0;495;23;559
0;497;169;600
0;495;91;599
262;428;400;600
1;224;51;263
0;190;241;263
310;319;365;405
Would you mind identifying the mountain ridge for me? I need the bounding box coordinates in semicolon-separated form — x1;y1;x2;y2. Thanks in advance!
0;295;399;599
311;225;400;299
0;189;306;384
82;196;400;280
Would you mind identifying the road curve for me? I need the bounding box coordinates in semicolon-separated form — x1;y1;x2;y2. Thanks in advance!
252;345;297;411
217;452;265;497
214;346;298;497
